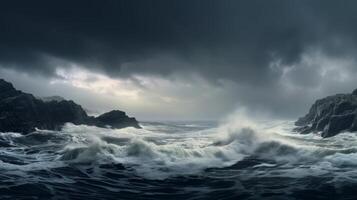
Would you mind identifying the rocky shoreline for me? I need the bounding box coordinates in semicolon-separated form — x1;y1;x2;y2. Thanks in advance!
294;89;357;138
0;79;141;134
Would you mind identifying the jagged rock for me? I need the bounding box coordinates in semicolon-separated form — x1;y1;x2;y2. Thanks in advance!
0;79;141;134
322;113;355;137
294;89;357;138
41;96;66;102
94;110;141;129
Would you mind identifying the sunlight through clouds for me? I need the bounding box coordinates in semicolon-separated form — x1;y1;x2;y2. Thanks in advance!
52;66;141;99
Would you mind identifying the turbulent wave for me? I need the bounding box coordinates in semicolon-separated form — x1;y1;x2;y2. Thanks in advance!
1;113;357;199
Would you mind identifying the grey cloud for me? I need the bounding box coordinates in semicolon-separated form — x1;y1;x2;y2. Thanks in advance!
2;0;357;119
0;1;325;81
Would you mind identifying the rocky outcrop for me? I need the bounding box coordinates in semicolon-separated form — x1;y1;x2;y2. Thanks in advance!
92;110;141;129
40;96;66;102
0;79;141;134
294;90;357;138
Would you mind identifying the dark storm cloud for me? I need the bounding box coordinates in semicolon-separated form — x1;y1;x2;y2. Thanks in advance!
0;0;338;81
2;0;357;119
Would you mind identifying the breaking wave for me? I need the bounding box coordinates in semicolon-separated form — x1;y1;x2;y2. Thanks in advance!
1;112;357;199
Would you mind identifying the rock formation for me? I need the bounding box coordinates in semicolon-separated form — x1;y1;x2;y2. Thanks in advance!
0;79;141;134
294;89;357;138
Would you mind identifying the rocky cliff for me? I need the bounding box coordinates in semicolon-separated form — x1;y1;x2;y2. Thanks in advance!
0;79;141;134
294;89;357;138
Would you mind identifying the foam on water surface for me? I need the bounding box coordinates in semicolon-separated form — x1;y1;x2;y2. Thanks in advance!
1;113;357;199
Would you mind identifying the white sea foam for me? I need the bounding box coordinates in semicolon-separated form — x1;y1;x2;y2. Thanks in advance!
1;111;357;181
47;112;313;179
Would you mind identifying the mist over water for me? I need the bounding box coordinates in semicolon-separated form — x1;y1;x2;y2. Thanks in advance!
1;113;357;199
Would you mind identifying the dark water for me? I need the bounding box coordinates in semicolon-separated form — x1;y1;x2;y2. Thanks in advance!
1;118;357;200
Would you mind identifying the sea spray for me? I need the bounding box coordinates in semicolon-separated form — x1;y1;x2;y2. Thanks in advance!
51;110;308;178
1;117;357;198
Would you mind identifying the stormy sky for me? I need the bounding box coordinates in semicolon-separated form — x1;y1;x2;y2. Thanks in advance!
1;0;357;120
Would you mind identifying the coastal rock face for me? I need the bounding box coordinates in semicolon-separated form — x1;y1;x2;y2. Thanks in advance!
294;90;357;138
0;79;141;134
93;110;141;129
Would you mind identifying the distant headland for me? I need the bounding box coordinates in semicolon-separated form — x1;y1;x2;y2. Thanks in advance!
0;79;141;134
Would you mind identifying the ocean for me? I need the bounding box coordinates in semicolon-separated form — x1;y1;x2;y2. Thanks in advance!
1;115;357;199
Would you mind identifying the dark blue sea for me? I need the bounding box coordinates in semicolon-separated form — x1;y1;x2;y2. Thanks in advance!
1;117;357;199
